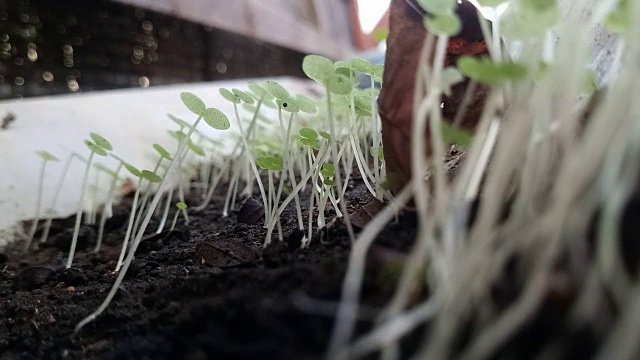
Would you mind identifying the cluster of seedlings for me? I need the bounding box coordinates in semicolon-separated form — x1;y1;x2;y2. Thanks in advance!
22;53;433;332
328;0;640;359
18;0;639;357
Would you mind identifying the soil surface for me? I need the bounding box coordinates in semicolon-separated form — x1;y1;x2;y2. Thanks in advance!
0;179;418;360
3;171;640;360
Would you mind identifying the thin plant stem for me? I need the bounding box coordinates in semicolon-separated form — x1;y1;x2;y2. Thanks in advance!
115;177;142;272
325;88;355;244
156;186;174;234
75;115;203;333
265;146;331;245
326;183;414;359
67;151;96;269
131;158;164;239
40;153;78;244
170;207;181;231
25;159;48;252
233;103;270;226
95;162;124;252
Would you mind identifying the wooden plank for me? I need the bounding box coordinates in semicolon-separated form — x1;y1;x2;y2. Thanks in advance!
112;0;352;58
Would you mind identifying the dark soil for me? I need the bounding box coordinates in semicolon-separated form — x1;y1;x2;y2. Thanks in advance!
0;180;418;360
3;171;640;359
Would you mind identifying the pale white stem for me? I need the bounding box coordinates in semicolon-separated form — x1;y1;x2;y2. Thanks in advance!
156;186;174;234
233;103;269;225
115;178;142;272
25;159;48;251
75;115;203;333
325;88;355;243
326;183;414;359
40;153;78;244
170;206;180;231
67;151;96;269
95;162;124;252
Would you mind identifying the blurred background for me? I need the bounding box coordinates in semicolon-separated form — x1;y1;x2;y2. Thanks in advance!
0;0;393;234
0;0;391;100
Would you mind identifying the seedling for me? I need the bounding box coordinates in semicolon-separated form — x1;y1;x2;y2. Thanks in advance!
350;57;384;199
302;54;356;243
170;202;188;231
276;95;316;242
67;133;112;268
115;164;161;272
334;63;378;197
257;155;284;240
317;162;336;229
130;144;173;240
39;151;86;244
25;150;59;252
87;163;110;226
457;56;528;85
95;160;124;253
440;122;473;148
220;86;270;225
76;92;229;333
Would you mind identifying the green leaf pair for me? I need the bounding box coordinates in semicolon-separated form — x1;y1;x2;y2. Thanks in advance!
500;0;559;40
457;56;527;85
440;122;473;148
84;132;113;157
298;127;321;150
256;155;283;171
424;13;461;36
605;0;630;33
321;163;336;186
369;146;384;161
302;55;352;95
124;163;162;182
180;92;230;130
219;88;254;105
36;150;59;162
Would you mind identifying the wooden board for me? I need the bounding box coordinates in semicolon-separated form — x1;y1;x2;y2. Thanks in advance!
112;0;353;59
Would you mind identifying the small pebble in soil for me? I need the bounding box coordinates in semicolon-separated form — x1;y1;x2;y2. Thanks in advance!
285;228;304;251
237;197;264;225
45;225;97;250
137;230;183;254
103;211;129;231
57;267;88;286
14;266;56;291
194;238;256;267
125;260;144;279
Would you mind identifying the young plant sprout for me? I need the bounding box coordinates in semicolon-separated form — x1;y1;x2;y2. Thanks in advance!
219;86;270;225
302;54;356;243
350;57;384;198
25;150;59;252
39;151;86;244
317;162;336;228
67;133;112;269
115;164;161;272
170;201;188;231
94;160;124;253
275;94;316;242
195;92;262;217
87;163;108;226
256;155;284;241
299;128;323;242
76;92;230;333
130;144;173;239
169;129;205;224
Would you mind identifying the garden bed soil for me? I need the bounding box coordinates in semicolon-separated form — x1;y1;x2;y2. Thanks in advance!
0;180;418;360
2;173;640;360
